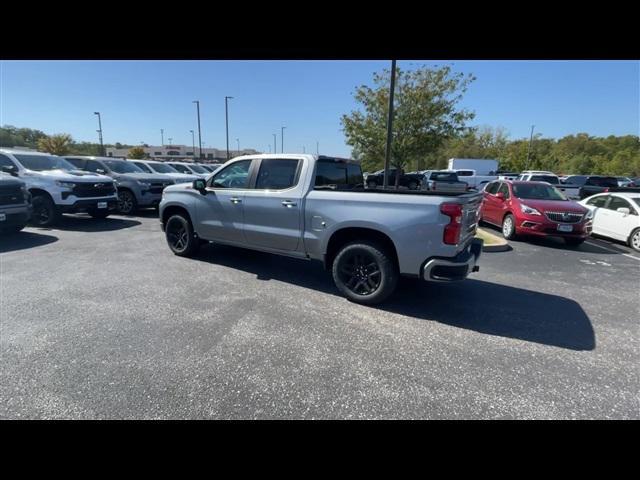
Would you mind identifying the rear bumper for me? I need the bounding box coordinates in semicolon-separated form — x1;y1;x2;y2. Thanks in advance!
422;238;483;282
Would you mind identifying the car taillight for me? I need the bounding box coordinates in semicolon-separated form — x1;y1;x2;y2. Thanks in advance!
603;188;609;192
441;203;463;245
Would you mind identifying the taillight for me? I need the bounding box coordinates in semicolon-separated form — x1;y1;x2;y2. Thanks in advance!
603;188;609;192
441;203;463;245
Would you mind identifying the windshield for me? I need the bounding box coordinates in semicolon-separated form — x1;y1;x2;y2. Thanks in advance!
456;170;474;176
148;162;179;174
529;175;559;184
104;160;144;174
430;172;458;181
186;164;207;174
512;183;568;201
14;154;76;171
133;162;153;173
169;163;190;174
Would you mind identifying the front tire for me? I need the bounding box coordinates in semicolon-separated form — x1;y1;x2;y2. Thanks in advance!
117;190;137;215
165;214;200;257
502;214;517;240
332;241;398;305
30;195;60;227
629;228;640;252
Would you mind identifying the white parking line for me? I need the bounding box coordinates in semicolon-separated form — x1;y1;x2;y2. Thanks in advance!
585;240;640;261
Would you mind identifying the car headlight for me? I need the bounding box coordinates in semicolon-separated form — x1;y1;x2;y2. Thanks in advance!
520;204;541;215
584;209;594;220
55;181;76;188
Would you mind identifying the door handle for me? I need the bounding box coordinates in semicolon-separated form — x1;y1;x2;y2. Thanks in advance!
230;197;242;204
281;200;297;208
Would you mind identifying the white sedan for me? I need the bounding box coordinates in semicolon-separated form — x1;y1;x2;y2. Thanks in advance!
580;192;640;252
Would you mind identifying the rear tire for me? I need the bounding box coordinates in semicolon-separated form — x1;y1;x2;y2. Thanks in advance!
332;241;398;305
30;194;59;227
629;228;640;252
165;214;200;257
502;214;517;240
564;238;585;247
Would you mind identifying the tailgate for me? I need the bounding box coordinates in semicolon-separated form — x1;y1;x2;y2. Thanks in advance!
458;193;482;247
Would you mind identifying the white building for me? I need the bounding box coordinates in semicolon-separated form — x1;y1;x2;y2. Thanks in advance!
106;145;259;163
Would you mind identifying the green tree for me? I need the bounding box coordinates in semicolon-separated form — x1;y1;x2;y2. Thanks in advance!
37;134;73;155
128;146;147;159
341;65;476;186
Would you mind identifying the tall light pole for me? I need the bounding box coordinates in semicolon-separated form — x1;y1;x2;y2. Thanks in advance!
190;130;195;155
316;141;319;155
273;133;277;155
160;128;164;146
383;60;397;189
236;138;240;155
281;126;286;153
526;125;535;170
94;112;104;156
225;96;234;159
193;100;203;160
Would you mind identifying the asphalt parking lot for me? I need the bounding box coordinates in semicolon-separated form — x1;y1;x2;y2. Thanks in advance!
1;212;638;419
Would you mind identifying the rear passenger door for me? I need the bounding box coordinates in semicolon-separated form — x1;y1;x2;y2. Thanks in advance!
482;181;500;224
242;158;304;251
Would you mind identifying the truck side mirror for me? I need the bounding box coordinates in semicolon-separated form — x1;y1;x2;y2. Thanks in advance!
193;179;207;194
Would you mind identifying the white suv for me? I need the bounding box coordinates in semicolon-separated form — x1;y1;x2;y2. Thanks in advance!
0;148;118;226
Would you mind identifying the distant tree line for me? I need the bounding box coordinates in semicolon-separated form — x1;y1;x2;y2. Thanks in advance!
0;125;137;157
342;65;639;177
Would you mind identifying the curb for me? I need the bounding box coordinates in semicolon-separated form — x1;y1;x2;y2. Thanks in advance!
477;227;511;252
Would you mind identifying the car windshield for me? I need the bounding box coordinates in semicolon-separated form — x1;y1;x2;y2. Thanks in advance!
530;175;559;184
430;172;458;181
14;154;76;171
170;163;190;174
104;160;144;174
512;183;568;201
186;164;207;174
149;162;179;174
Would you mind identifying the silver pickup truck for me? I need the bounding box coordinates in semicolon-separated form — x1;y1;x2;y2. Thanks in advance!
159;154;483;304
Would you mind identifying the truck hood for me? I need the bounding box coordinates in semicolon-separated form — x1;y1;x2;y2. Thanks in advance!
24;169;112;182
163;182;193;194
518;198;587;213
112;172;174;183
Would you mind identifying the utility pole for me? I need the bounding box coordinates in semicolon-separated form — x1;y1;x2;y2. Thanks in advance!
526;125;535;169
273;133;277;155
236;138;240;156
225;96;234;160
383;60;397;189
281;126;286;153
94;112;104;156
316;141;319;155
193;100;203;160
160;129;164;146
190;130;195;155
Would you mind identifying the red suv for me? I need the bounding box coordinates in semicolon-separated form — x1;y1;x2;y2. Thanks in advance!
480;180;593;246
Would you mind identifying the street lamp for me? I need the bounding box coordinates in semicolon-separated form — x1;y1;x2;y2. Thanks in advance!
160;129;164;146
193;100;203;160
316;141;319;155
526;125;535;170
94;112;104;156
190;130;195;156
236;138;240;155
281;126;286;153
225;96;234;160
273;133;277;155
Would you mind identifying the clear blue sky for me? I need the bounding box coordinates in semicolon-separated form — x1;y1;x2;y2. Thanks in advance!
1;60;638;157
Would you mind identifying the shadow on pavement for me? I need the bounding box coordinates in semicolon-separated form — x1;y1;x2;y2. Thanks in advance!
0;231;59;253
194;244;595;351
482;222;626;255
33;215;141;232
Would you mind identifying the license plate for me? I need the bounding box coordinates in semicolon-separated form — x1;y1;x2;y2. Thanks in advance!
557;224;573;232
97;202;107;209
0;213;6;221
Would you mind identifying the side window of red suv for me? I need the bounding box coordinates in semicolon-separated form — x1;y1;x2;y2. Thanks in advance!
497;183;510;199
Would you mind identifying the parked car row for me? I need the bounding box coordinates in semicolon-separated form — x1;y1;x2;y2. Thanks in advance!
0;148;220;228
479;179;640;251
